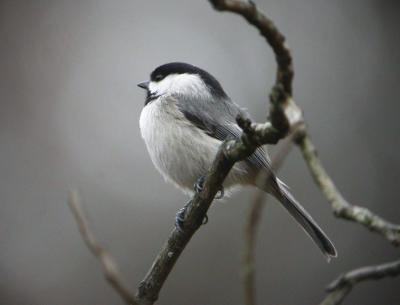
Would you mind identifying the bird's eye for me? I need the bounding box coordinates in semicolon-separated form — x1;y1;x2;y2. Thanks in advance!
154;74;163;82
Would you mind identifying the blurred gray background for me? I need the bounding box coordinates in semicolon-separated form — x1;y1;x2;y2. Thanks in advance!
1;0;399;304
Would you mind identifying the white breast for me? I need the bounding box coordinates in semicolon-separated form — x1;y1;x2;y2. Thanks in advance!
139;96;250;194
139;96;221;193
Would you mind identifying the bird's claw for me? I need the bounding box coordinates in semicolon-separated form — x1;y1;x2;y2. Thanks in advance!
175;200;209;232
194;176;224;200
176;176;224;231
175;205;187;233
193;176;205;194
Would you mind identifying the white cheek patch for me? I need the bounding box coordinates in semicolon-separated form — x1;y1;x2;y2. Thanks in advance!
148;76;174;96
149;74;210;98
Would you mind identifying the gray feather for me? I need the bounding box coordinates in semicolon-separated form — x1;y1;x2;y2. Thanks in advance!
175;94;271;172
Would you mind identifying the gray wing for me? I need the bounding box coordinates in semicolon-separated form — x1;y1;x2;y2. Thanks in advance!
175;94;271;171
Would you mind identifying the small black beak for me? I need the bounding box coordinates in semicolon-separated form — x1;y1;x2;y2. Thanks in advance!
137;81;149;90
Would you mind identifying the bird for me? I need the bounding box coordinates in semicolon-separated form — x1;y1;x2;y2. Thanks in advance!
138;62;337;260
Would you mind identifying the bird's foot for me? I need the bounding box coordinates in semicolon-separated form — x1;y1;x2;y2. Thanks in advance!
175;203;188;232
175;200;208;232
193;176;206;194
176;176;225;232
193;176;224;199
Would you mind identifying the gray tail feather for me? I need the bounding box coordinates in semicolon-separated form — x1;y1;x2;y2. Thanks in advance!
272;179;337;260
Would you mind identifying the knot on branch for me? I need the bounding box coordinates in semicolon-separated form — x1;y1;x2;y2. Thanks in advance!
137;281;157;305
235;114;284;147
236;115;254;135
236;115;260;147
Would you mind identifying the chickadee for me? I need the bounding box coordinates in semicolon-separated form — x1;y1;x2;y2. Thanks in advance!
138;62;337;259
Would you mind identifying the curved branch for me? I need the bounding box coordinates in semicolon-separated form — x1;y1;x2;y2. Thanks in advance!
320;258;400;305
296;134;400;246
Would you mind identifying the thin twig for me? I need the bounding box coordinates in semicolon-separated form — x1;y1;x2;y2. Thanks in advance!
242;135;295;305
68;191;138;305
296;134;400;246
320;258;400;305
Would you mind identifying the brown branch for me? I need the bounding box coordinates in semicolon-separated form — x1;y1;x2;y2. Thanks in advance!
67;191;138;305
320;258;400;305
296;134;400;246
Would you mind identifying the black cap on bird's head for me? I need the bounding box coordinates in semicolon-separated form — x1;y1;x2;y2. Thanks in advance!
138;62;227;99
